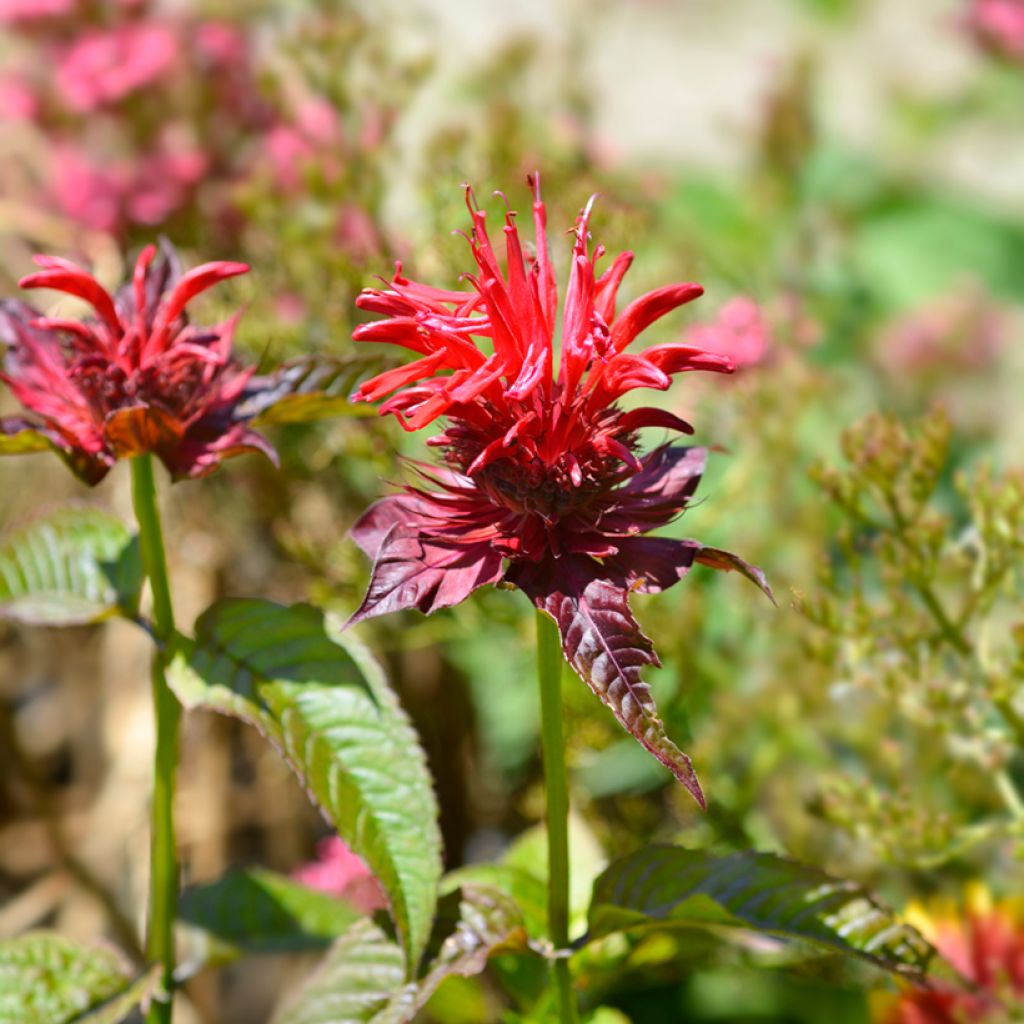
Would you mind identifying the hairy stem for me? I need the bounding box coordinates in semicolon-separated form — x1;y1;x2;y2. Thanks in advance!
536;610;578;1024
131;455;180;1024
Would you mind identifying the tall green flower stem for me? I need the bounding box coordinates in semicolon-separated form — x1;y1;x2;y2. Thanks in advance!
536;610;578;1023
130;454;180;1024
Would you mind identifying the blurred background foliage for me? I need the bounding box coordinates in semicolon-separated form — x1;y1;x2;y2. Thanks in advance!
1;0;1023;1020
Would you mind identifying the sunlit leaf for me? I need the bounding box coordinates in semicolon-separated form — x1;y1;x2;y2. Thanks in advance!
0;932;157;1024
167;599;442;973
585;845;938;980
0;420;53;456
0;507;142;626
273;884;529;1024
179;868;364;955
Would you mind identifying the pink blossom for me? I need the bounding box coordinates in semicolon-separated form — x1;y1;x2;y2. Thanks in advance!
55;22;179;113
966;0;1024;60
687;297;771;370
333;203;381;263
0;76;38;121
195;20;247;68
292;837;387;915
50;144;128;233
0;0;74;23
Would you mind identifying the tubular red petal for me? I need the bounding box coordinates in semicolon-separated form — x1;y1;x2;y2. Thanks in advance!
151;261;248;347
19;266;122;338
617;407;695;435
610;283;704;353
594;250;634;323
644;344;734;375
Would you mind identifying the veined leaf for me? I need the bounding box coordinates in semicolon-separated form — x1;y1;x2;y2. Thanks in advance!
241;354;393;425
0;507;142;626
179;868;363;955
167;599;442;973
586;845;938;980
0;932;157;1024
273;884;529;1024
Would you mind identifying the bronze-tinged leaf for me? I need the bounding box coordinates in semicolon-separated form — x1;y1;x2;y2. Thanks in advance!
695;546;776;604
514;557;705;808
104;404;184;459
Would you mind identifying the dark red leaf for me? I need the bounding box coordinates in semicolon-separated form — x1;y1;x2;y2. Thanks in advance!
513;557;705;808
347;527;504;627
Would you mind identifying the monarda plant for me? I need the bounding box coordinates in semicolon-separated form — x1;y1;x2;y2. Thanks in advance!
340;177;948;1021
0;199;952;1024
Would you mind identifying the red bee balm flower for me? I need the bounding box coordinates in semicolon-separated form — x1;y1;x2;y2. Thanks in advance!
0;241;276;484
348;176;771;806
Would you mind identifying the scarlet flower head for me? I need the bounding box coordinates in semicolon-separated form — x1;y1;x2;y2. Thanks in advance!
348;176;771;806
0;240;276;484
875;887;1024;1023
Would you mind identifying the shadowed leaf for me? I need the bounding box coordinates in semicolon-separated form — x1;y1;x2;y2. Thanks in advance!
0;506;142;626
167;599;442;974
180;868;364;955
585;845;939;980
241;354;395;425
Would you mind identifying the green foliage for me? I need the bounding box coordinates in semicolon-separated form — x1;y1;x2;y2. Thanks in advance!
179;868;363;955
0;506;142;626
273;884;529;1024
804;411;1024;865
167;599;443;973
0;932;157;1024
585;845;937;980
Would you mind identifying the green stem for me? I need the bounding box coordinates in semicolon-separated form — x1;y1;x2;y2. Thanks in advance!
536;610;578;1024
130;455;180;1024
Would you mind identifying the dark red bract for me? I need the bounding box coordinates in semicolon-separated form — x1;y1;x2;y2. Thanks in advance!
348;175;771;806
0;241;276;484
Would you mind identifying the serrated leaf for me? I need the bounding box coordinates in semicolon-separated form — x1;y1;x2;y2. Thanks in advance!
166;599;442;973
585;845;938;980
273;884;529;1024
241;355;393;425
514;557;705;807
0;507;142;626
0;932;157;1024
179;868;363;955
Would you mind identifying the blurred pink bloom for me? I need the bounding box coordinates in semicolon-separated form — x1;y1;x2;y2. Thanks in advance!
273;292;306;324
195;20;247;68
262;98;341;193
0;0;74;23
0;76;38;121
292;837;387;915
51;144;127;233
877;291;1005;375
687;296;771;370
334;203;381;263
56;22;179;113
966;0;1024;60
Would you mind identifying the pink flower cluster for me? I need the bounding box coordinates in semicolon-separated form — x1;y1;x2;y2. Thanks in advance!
687;296;771;371
0;2;360;238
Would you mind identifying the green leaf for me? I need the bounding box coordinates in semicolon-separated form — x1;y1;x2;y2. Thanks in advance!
242;355;392;425
585;845;937;980
0;507;142;626
0;932;157;1024
179;868;363;955
273;884;529;1024
0;421;53;456
166;599;442;973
